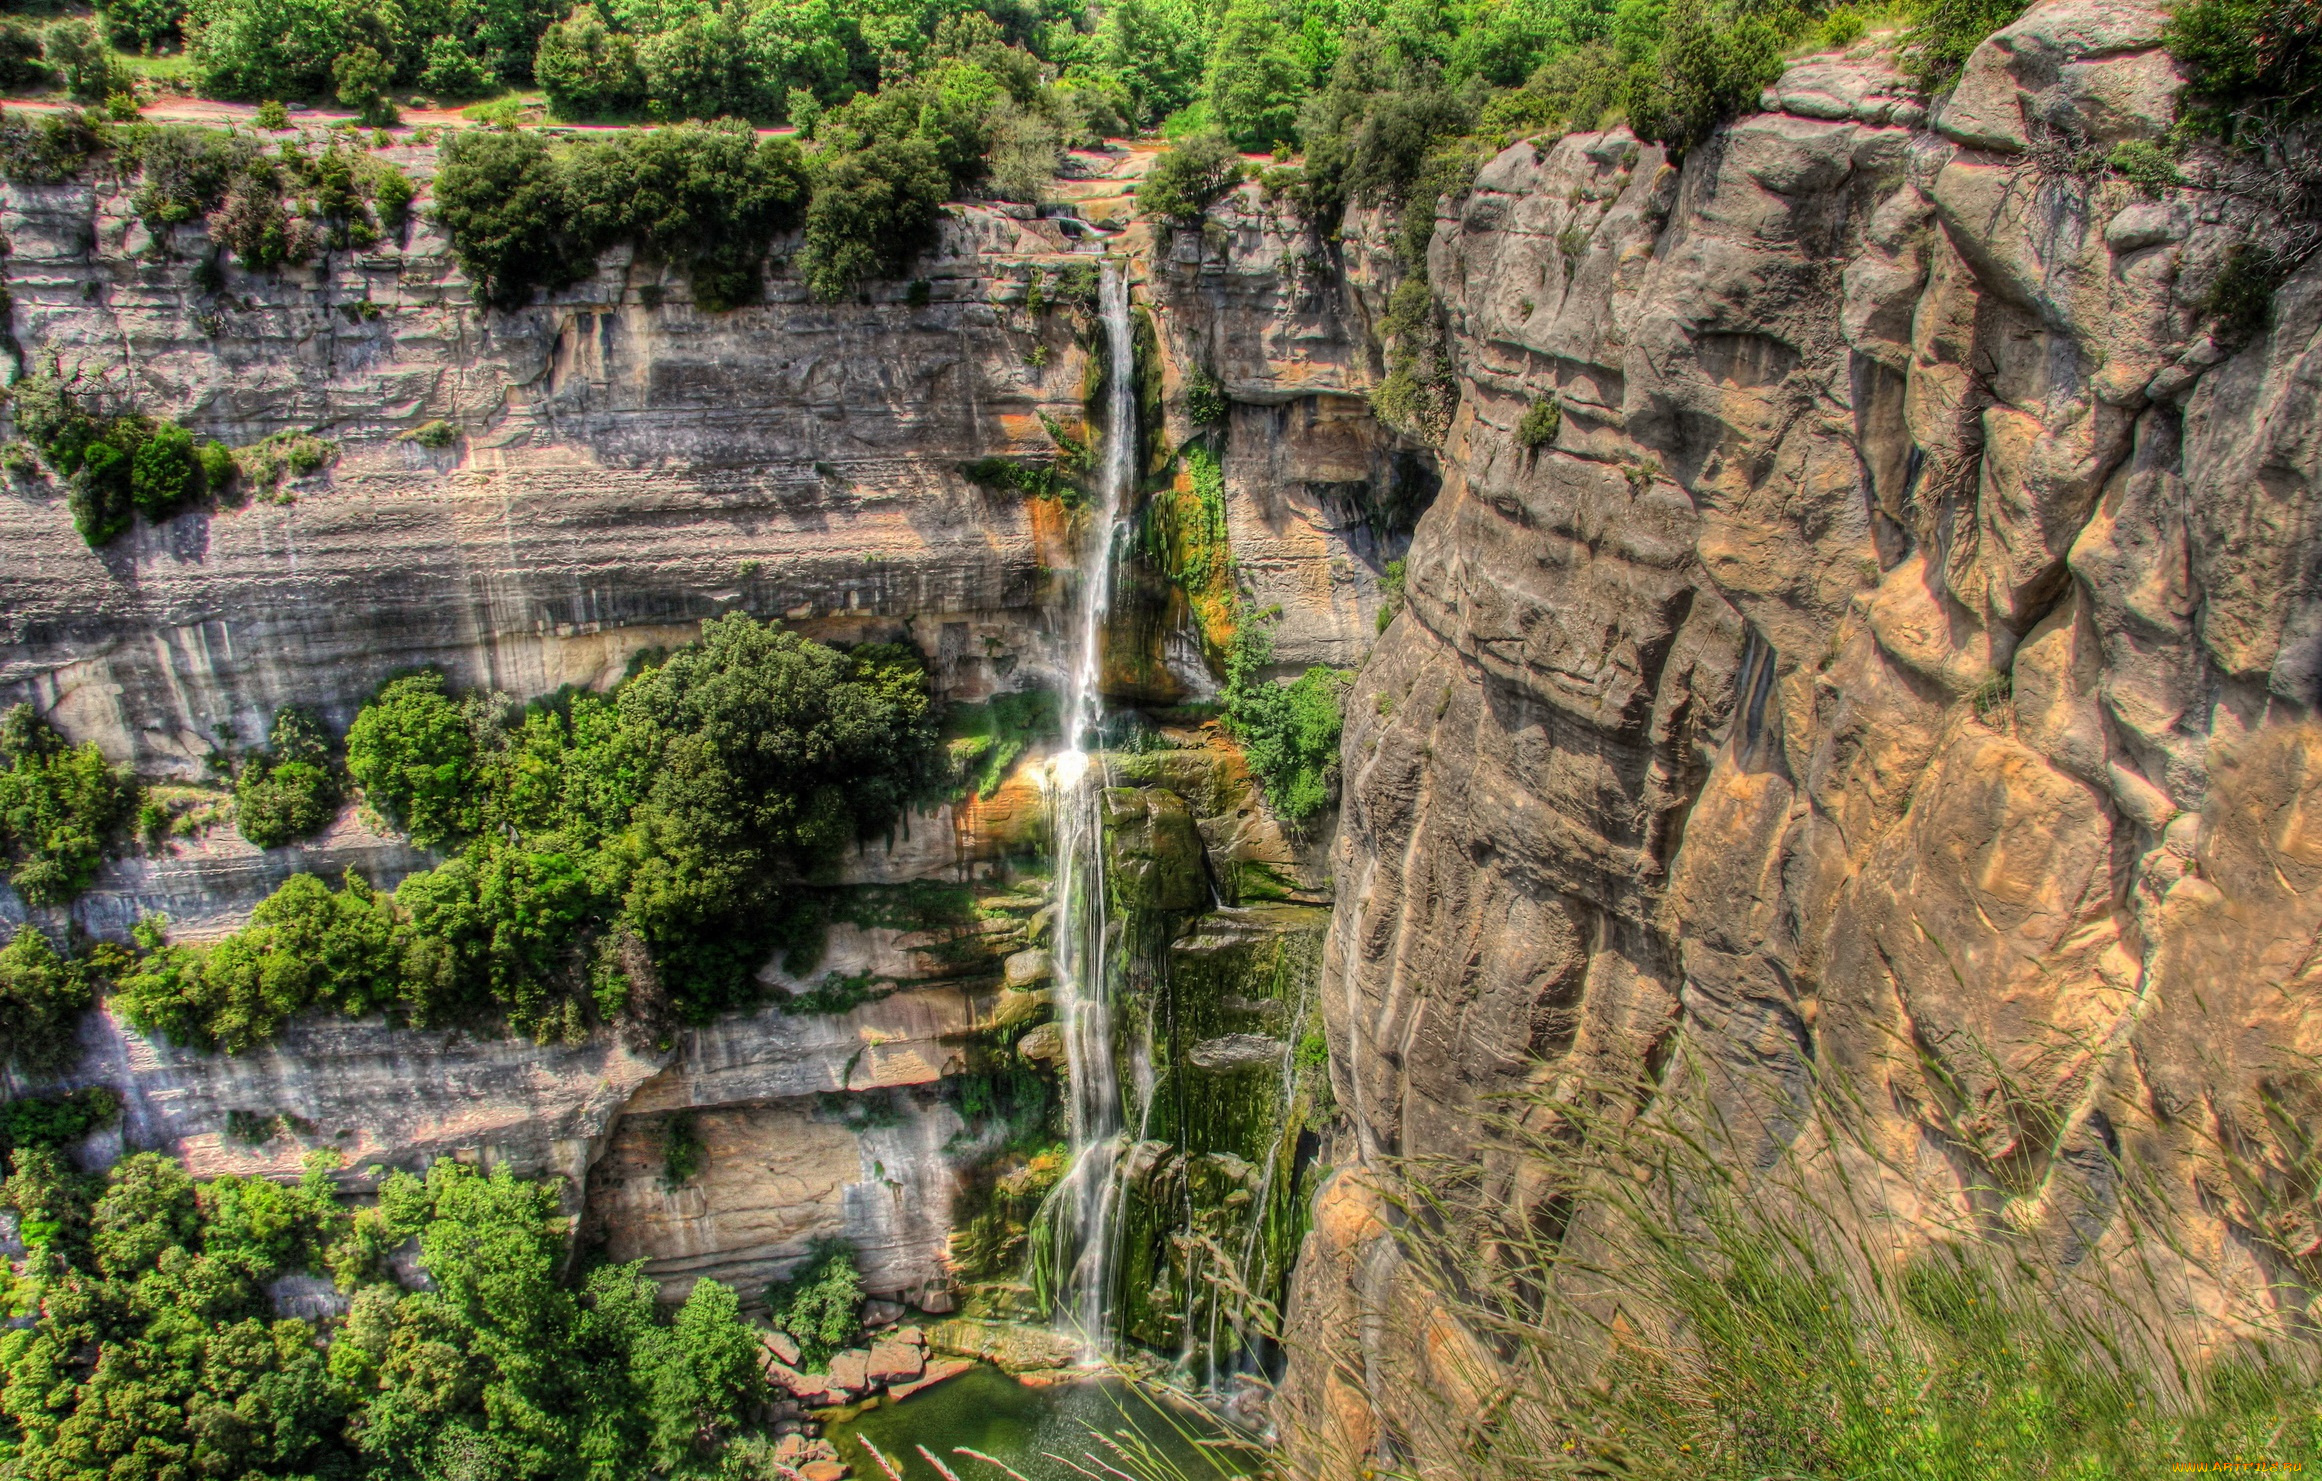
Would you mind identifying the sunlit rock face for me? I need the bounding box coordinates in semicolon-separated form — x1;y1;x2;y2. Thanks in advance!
0;140;1390;1310
1276;3;2322;1468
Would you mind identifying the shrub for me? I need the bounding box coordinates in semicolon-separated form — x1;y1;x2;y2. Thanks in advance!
798;134;950;303
127;124;263;231
122;617;937;1050
344;671;478;848
2166;0;2322;124
1221;621;1349;822
371;159;414;234
332;43;395;125
2107;139;2183;195
1136;130;1242;219
0;1087;119;1151
0;926;98;1073
1376;556;1406;631
234;705;342;848
407;418;457;448
234;429;337;487
1184;367;1227;426
431;127;585;308
197;438;237;494
2201;241;2287;345
1516;395;1561;448
1625;0;1795;151
255;98;288;129
660;1112;704;1187
0;704;136;907
0;20;47;89
0;108;103;185
764;1238;863;1368
1902;0;2029;90
130;421;203;519
564;121;808;310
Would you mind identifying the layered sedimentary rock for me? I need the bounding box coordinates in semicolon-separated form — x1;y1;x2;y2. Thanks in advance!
0;133;1390;1306
0;147;1398;774
1279;2;2322;1467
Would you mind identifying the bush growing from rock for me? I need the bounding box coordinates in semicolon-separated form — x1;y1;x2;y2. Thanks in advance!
0;705;135;907
234;705;342;849
765;1238;864;1369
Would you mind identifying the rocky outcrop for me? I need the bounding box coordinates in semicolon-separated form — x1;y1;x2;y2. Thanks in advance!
1279;6;2322;1469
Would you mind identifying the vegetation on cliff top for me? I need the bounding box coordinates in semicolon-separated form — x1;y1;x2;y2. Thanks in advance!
114;614;940;1051
0;1150;767;1479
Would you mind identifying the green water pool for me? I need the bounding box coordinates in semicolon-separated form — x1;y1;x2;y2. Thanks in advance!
822;1364;1257;1481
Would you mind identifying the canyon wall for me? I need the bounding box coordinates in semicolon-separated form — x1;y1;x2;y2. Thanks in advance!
1278;0;2322;1468
0;143;1381;1307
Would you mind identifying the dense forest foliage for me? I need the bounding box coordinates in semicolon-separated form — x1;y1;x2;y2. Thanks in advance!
112;615;938;1051
0;0;2302;314
0;1138;771;1480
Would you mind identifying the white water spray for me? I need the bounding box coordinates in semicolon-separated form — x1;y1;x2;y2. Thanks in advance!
1043;260;1138;1358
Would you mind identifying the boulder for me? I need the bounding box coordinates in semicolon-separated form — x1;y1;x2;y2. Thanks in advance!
861;1298;905;1328
890;1357;975;1400
1002;948;1053;987
987;985;1052;1031
1016;1021;1067;1066
761;1328;802;1368
867;1335;926;1385
1101;787;1209;912
801;1462;848;1481
826;1348;872;1397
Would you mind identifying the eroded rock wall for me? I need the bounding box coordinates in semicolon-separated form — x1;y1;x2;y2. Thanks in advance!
0;141;1390;1308
1281;4;2322;1466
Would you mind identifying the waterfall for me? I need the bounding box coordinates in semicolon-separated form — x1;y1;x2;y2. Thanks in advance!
1041;260;1138;1359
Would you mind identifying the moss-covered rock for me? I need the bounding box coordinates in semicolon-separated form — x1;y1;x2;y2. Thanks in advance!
1101;786;1208;912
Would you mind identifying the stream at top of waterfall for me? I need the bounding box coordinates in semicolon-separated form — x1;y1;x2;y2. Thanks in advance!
822;1363;1256;1481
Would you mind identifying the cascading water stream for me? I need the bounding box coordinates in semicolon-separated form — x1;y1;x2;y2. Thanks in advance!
1041;259;1138;1360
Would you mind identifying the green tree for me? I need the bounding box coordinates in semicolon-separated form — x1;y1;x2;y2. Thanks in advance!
43;19;121;101
345;671;480;848
562;121;808;308
130;420;204;519
1204;0;1306;150
187;0;364;99
1086;0;1213;128
1135;129;1242;218
0;704;135;906
235;705;343;849
640;1277;762;1469
798;134;950;301
0;926;95;1074
430;126;589;307
334;41;397;122
105;0;189;51
763;1238;862;1368
421;33;496;95
1221;620;1348;821
533;1;643;114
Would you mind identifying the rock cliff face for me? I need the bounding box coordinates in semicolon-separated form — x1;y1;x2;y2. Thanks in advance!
1278;1;2322;1467
12;6;2311;1450
0;144;1377;1306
